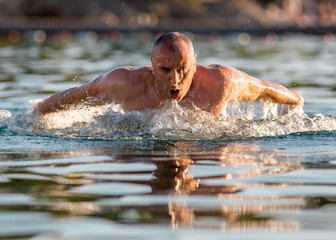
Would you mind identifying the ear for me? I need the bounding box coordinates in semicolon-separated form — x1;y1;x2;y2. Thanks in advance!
193;54;197;73
151;55;155;75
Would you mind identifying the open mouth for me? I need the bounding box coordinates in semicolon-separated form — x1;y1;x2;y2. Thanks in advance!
170;89;180;100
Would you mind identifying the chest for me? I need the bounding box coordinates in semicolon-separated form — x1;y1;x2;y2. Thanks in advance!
183;89;227;115
122;90;162;112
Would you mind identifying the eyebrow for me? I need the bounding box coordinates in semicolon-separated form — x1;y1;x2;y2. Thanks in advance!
158;61;190;67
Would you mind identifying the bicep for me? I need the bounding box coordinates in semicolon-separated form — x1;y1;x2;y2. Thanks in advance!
87;68;132;102
227;69;265;102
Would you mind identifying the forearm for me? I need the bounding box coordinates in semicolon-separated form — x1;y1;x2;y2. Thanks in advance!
233;68;303;106
33;69;129;114
262;81;304;106
33;85;91;114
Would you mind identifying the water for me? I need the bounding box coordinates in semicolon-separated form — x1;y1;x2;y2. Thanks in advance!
1;33;336;239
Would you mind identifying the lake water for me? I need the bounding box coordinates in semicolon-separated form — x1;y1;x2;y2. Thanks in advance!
1;32;336;239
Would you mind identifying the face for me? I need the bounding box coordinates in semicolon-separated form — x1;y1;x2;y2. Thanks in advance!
151;44;197;102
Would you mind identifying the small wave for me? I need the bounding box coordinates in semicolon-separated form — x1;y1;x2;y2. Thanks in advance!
0;110;12;131
1;101;336;140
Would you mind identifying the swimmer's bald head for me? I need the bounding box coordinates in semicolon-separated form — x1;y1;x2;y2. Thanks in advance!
153;32;194;57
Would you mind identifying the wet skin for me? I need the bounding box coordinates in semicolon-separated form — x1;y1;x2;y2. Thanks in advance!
151;40;196;102
34;33;303;116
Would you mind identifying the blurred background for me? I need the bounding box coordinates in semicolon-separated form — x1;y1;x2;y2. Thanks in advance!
0;0;336;39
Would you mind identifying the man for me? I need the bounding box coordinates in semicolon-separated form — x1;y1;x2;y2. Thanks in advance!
34;32;303;116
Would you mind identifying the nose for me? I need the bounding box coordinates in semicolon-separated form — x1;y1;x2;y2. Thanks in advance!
170;70;181;86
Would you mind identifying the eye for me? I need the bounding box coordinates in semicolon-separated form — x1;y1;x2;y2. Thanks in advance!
160;67;170;72
181;66;188;73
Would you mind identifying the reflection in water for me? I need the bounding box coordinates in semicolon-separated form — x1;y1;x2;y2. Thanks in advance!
32;141;303;231
1;138;335;238
152;158;198;193
145;143;304;230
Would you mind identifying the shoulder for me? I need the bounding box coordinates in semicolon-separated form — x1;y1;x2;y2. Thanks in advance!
192;64;242;100
88;66;153;100
194;64;237;86
93;66;153;89
103;66;152;83
196;64;237;78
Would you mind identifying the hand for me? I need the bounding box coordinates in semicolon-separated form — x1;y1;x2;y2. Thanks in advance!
296;93;304;107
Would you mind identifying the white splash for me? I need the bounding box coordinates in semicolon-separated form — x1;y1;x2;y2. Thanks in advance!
1;100;336;140
0;110;12;121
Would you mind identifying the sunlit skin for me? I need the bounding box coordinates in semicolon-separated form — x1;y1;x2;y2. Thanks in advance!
151;38;196;102
34;32;304;115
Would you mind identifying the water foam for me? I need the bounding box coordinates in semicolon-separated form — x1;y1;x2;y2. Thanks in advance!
1;101;336;140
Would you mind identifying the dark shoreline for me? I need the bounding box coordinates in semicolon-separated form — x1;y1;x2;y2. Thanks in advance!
0;16;335;35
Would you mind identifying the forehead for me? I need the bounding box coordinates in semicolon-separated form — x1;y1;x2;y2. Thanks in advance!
154;52;193;66
154;39;193;57
153;42;194;66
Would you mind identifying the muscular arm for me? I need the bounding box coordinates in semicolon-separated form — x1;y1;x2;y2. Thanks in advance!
33;83;93;114
227;67;304;106
34;68;132;114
